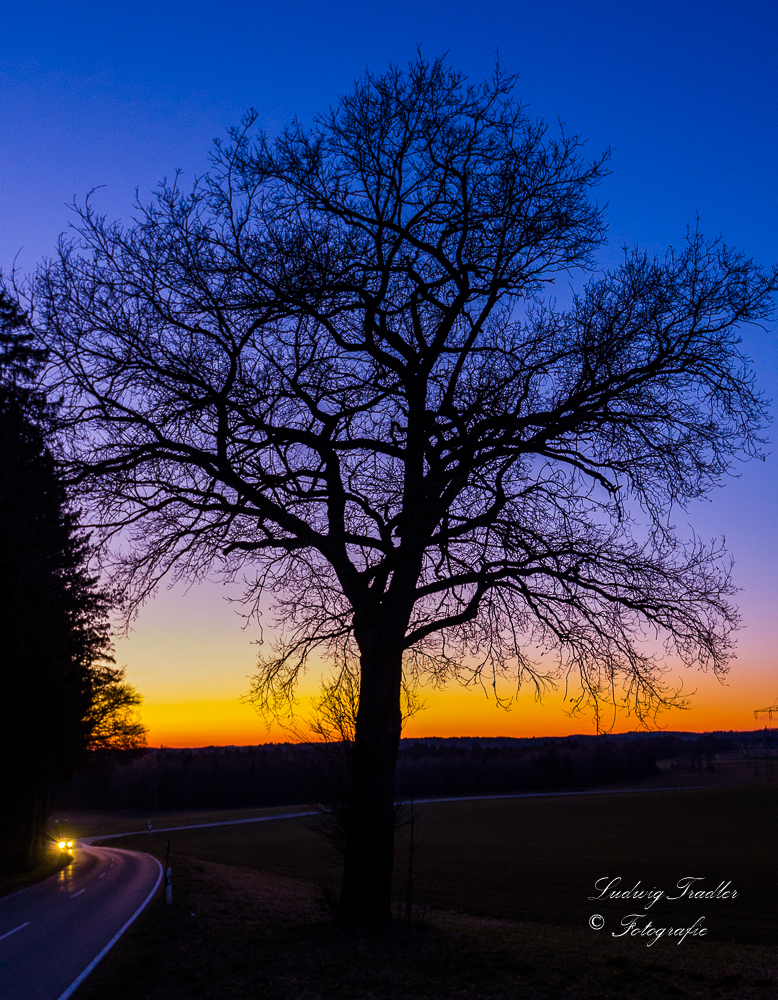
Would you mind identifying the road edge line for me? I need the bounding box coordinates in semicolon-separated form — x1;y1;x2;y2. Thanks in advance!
0;921;29;942
55;853;163;1000
88;809;319;843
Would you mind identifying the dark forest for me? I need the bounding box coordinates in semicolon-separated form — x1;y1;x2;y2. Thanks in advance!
52;734;742;814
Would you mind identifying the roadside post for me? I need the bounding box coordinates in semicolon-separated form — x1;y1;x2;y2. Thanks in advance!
164;838;172;904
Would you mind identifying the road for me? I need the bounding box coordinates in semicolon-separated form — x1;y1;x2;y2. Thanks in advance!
0;845;161;1000
0;787;702;998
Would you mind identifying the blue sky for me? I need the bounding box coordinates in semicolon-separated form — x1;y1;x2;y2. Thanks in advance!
2;0;777;739
3;0;776;272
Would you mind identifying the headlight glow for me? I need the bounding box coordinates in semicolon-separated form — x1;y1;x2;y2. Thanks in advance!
58;841;66;849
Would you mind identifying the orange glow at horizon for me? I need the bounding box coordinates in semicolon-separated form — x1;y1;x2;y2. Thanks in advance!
139;666;777;748
117;580;777;749
140;698;312;747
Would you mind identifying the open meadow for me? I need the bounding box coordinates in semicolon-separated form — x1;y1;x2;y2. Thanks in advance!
67;782;777;999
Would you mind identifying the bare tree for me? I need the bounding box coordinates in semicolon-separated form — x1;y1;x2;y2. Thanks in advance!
34;57;776;923
303;661;422;869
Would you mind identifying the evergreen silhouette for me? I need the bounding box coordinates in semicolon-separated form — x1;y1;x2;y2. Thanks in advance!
0;285;144;874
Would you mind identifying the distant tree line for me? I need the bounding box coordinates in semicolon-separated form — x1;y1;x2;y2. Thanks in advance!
54;737;661;812
395;738;658;798
634;732;737;760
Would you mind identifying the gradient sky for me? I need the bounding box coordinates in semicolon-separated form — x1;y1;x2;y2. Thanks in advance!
2;1;777;744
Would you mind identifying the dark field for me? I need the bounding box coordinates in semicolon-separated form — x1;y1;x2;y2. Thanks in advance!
51;803;309;840
109;786;777;943
66;784;778;1000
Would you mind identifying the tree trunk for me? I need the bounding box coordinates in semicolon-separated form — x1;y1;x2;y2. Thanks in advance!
336;631;404;926
0;779;49;875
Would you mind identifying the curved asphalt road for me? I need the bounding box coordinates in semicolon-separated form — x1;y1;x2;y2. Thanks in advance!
0;787;701;999
0;845;161;1000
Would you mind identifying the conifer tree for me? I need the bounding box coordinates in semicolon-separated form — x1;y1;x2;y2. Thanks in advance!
0;285;145;874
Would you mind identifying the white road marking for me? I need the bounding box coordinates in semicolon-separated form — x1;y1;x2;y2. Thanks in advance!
70;889;86;898
56;856;163;1000
0;922;29;942
99;872;106;878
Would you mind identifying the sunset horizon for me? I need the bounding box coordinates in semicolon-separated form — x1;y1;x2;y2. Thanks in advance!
2;4;776;992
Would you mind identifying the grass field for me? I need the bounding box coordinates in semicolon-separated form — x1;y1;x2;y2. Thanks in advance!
106;786;778;944
49;803;313;839
66;784;778;999
72;858;778;1000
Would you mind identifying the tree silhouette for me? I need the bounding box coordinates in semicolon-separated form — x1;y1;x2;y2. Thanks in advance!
0;285;146;874
35;58;776;921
